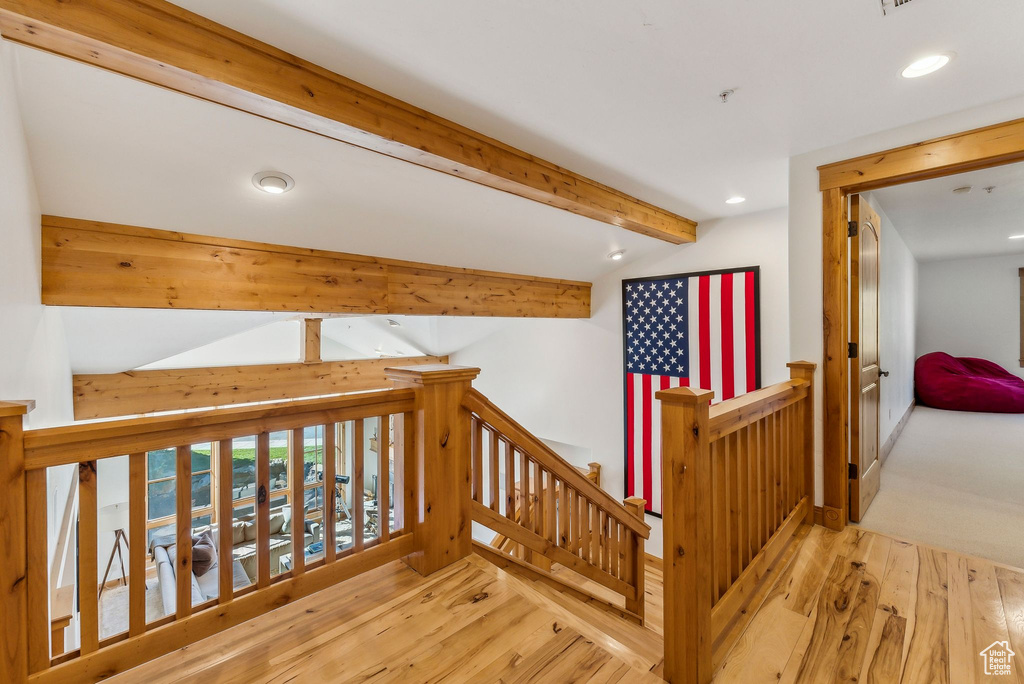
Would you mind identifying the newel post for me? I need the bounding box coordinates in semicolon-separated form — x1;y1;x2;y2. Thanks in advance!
0;401;33;684
787;361;817;525
384;365;480;576
657;386;714;684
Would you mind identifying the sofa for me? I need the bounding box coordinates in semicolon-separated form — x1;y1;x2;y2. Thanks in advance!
152;504;321;616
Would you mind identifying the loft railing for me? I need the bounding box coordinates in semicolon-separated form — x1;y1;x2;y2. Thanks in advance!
463;389;650;624
0;365;491;684
658;361;816;684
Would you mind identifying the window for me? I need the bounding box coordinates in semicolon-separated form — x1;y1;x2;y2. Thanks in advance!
145;444;215;542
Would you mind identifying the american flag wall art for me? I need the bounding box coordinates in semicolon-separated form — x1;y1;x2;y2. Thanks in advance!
622;266;761;516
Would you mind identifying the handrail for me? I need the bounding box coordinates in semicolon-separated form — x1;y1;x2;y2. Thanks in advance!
707;378;809;441
463;389;649;537
24;388;415;468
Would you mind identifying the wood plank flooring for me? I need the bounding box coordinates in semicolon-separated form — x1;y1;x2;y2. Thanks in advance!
105;526;1024;683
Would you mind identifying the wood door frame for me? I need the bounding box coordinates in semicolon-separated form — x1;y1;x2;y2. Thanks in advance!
817;116;1024;531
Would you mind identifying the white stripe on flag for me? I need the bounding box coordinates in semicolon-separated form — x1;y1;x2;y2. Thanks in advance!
650;375;663;515
733;276;747;398
632;372;643;503
709;275;723;403
688;277;700;389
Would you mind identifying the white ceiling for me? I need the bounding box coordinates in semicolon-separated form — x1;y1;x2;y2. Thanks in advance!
872;162;1024;262
8;45;668;284
168;0;1024;219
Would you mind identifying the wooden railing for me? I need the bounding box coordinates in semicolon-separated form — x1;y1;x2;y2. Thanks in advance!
1;379;435;683
463;389;651;623
658;361;816;684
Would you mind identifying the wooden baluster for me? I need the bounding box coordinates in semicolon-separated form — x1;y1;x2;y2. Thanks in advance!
324;424;337;561
175;445;193;618
589;500;600;567
354;419;365;553
609;520;619;578
472;417;483;503
749;423;757;565
712;440;726;600
557;478;568;549
758;418;768;548
290;428;305;577
489;428;500;513
729;434;741;583
788;362;816;523
79;461;100;653
780;406;789;514
518;449;531;563
566;488;576;553
216;440;234;603
578;493;587;560
766;413;776;535
545;470;556;544
775;409;784;530
400;411;415;535
129;452;149;633
26;469;48;673
623;497;646;621
378;415;390;543
256;432;271;588
504;440;515;521
532;459;543;538
657;386;714;684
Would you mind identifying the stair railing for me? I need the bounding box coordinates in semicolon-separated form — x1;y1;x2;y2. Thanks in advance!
658;361;816;684
463;389;651;623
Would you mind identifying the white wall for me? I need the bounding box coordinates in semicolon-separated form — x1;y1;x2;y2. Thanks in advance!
789;94;1024;505
0;44;73;428
918;254;1024;380
454;207;790;556
862;193;918;443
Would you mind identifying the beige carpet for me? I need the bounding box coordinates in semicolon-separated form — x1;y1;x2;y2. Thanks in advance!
857;406;1024;569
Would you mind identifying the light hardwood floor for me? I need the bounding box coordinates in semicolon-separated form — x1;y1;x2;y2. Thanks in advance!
107;526;1024;683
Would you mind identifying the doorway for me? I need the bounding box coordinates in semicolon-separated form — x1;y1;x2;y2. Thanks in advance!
817;115;1024;531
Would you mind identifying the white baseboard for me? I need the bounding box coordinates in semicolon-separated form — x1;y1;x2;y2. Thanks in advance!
880;400;915;466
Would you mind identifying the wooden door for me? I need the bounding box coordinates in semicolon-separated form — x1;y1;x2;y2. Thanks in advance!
849;195;881;522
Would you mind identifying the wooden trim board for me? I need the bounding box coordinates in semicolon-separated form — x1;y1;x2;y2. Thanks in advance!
72;355;447;420
880;399;914;466
0;0;696;243
42;217;592;318
818;116;1024;532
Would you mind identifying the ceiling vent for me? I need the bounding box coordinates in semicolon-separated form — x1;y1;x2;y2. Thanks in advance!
880;0;914;16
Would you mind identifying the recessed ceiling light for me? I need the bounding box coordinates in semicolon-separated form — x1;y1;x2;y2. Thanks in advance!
252;171;294;194
725;196;746;205
901;54;951;79
1010;234;1024;240
387;319;401;327
607;250;626;261
952;185;973;194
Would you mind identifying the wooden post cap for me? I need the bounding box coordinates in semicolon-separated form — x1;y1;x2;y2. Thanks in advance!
0;400;35;418
786;361;817;371
655;386;714;405
383;364;481;386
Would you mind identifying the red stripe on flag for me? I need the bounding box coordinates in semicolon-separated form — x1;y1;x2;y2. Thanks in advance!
721;273;735;400
699;276;711;390
746;271;757;392
642;374;652;509
626;373;635;498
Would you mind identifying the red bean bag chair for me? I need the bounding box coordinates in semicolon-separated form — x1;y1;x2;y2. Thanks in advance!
915;352;1024;413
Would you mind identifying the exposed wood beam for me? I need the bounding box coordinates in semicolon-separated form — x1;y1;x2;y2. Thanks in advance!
818;116;1024;192
72;355;448;420
0;0;697;244
301;319;322;364
41;216;591;318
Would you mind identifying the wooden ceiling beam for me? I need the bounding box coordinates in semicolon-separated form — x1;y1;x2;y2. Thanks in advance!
0;0;697;244
41;216;592;318
71;355;448;420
